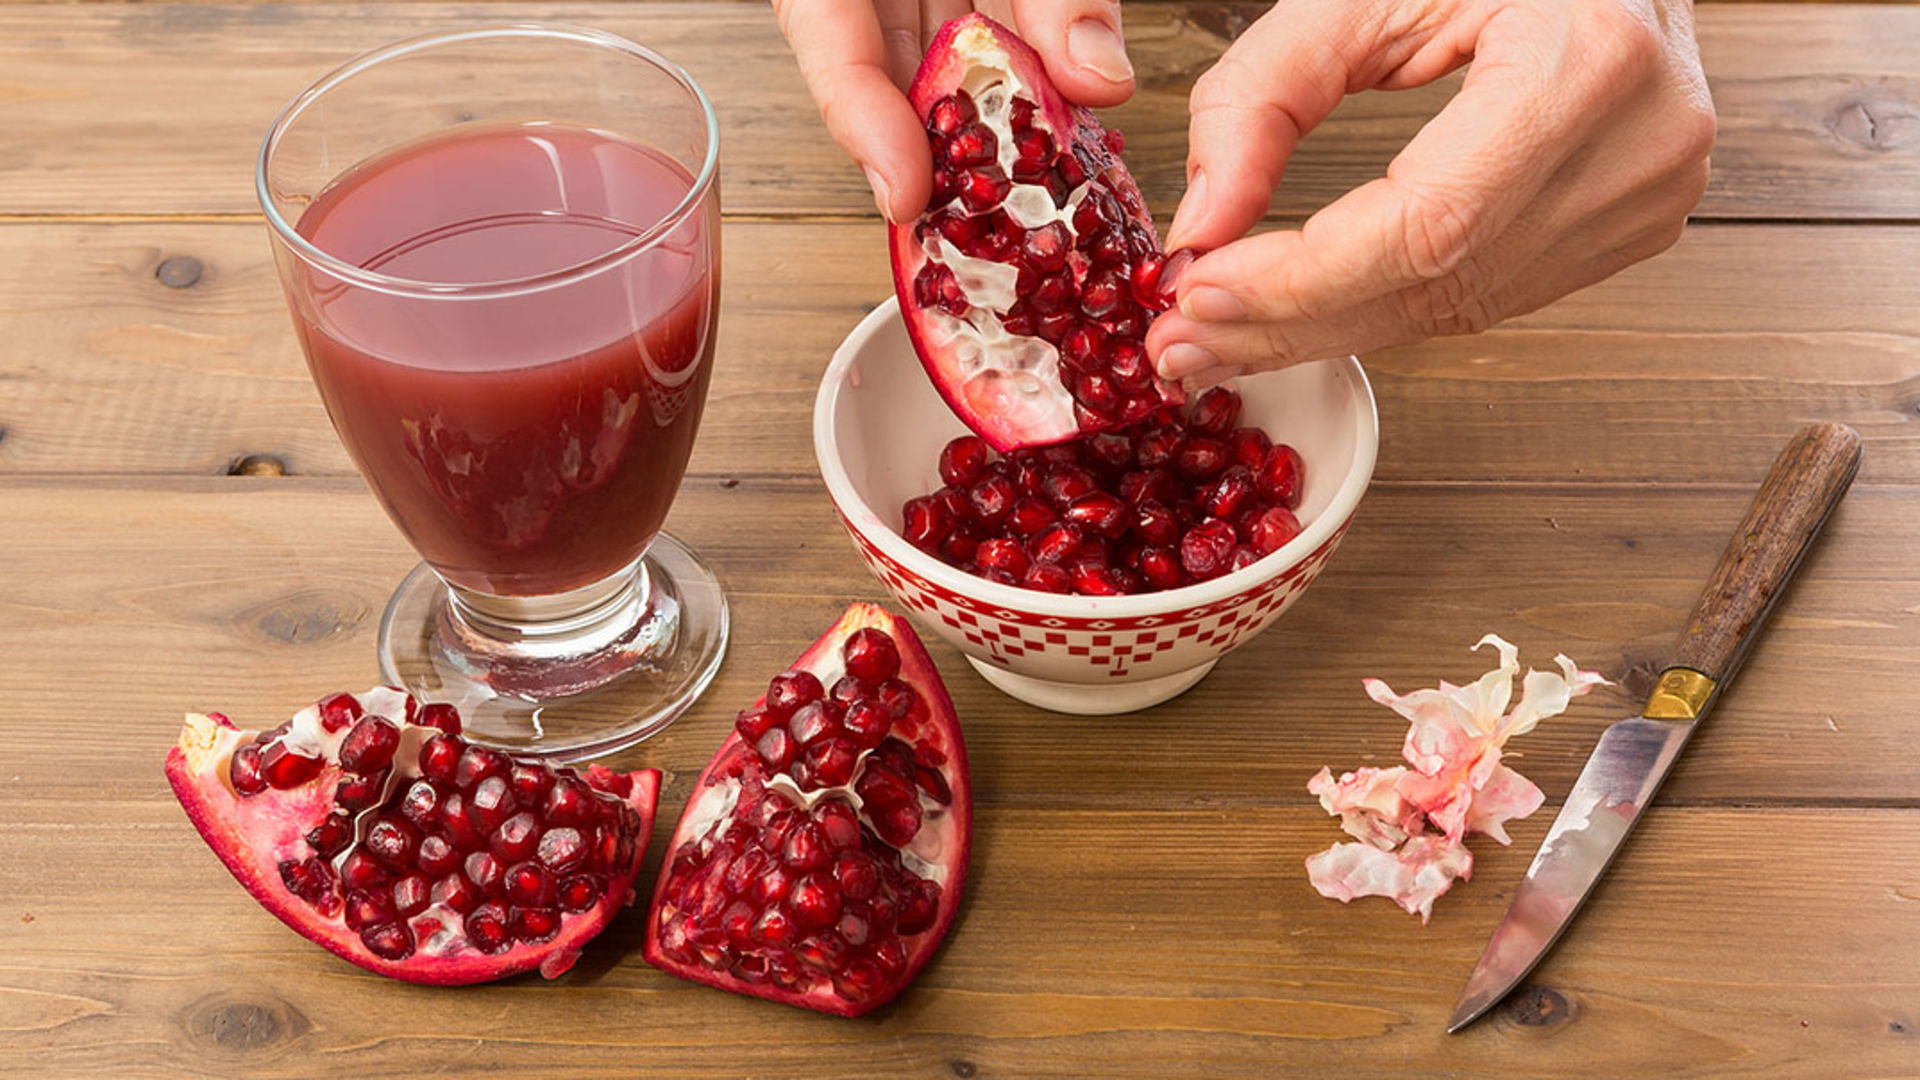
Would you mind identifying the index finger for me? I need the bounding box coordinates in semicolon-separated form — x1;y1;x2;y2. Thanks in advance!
773;0;933;221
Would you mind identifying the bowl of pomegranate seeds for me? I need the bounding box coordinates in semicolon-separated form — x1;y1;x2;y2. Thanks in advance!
815;299;1377;714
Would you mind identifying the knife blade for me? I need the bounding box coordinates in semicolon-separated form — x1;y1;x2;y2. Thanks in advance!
1446;422;1862;1033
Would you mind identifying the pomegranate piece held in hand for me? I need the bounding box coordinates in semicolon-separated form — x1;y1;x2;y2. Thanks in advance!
890;14;1186;452
165;688;659;984
900;385;1307;596
644;603;971;1016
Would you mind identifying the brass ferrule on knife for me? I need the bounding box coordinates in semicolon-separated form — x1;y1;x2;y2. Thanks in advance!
1642;667;1717;721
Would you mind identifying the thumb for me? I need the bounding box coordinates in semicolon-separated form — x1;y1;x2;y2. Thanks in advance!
1166;0;1449;252
1008;0;1135;107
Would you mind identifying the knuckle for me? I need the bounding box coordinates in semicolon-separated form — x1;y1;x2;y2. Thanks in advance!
1397;270;1502;339
1256;321;1308;368
1582;3;1665;84
1392;183;1481;282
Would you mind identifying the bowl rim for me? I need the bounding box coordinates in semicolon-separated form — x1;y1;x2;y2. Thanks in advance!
813;296;1379;618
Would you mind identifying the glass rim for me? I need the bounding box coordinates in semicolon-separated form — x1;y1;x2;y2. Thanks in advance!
255;22;721;300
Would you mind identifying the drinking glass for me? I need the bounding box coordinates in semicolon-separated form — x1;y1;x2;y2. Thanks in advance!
258;24;727;757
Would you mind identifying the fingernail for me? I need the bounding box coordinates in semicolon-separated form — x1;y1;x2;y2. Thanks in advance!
863;166;897;224
1067;18;1133;85
1182;286;1246;323
1168;170;1208;248
1157;342;1220;380
1183;365;1246;393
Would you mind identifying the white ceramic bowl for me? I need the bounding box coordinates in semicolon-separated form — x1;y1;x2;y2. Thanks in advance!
813;298;1378;714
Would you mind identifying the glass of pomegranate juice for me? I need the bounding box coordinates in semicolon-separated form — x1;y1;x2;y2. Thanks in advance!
258;24;726;756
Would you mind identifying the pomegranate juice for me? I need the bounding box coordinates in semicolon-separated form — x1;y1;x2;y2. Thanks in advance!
290;121;718;596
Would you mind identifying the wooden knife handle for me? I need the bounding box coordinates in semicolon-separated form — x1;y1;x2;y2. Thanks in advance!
1668;423;1862;686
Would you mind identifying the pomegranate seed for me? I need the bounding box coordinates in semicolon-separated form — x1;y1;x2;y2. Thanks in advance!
1203;466;1258;520
557;873;604;913
1020;220;1070;270
467;775;516;834
1108;342;1154;393
789;875;844;931
229;744;268;795
304;812;353;859
489;811;541;863
1066;491;1128;537
1008;96;1035;131
278;856;338;912
1002;301;1038;337
417;733;463;785
1075;372;1120;416
1136;427;1184;469
1248;506;1303;555
878;680;922;724
542;776;593;826
1180;519;1238;579
396;779;441;831
805;737;860;788
454;745;508;790
1032;272;1073;314
1041;465;1097;507
927;91;975;137
1103;305;1148;341
416;834;459;878
756;728;798;772
752;906;797;946
345;887;395;931
1029;522;1084;564
871;800;924;847
316;692;362;733
362;816;418;870
975;537;1031;577
937;436;990;487
968;476;1015;530
840;701;889;750
942;123;997;168
1189;386;1242;435
1175;437;1229;480
416;701;461;734
1056;151;1088;188
1081;269;1125;318
432;872;481;914
1060;323;1106;374
1011;128;1055;181
766;670;825;720
1022;561;1073;592
259;742;322;790
1228;426;1272;468
1037;309;1076;344
1003;497;1057;536
843;628;901;683
360;922;414;961
392;874;431;918
1257;444;1306;508
465;902;512;954
958;166;1009;213
1139;546;1185;590
504;861;556;907
898;878;943;935
787;701;838;748
508;763;552;806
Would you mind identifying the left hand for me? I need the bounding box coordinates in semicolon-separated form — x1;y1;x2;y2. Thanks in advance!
1145;0;1717;384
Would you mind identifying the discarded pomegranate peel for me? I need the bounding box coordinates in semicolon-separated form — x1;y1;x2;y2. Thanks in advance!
891;14;1185;451
643;603;970;1017
1305;636;1611;921
165;688;658;984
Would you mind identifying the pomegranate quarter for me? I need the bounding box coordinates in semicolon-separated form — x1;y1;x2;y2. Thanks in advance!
891;14;1186;452
644;603;970;1016
165;688;658;984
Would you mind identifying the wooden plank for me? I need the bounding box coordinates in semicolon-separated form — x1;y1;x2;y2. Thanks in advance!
1;792;1915;1077
0;4;1917;219
2;476;1915;807
2;219;1917;484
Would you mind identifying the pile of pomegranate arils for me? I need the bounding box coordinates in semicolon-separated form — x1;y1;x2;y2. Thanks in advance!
899;385;1307;595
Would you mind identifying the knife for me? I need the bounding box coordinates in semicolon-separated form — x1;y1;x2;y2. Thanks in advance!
1446;422;1863;1034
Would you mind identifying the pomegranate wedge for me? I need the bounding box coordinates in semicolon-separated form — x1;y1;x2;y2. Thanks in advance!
891;14;1185;452
644;603;971;1016
165;688;658;985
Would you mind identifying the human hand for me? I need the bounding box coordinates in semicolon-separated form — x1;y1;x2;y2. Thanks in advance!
1146;0;1716;384
771;0;1137;222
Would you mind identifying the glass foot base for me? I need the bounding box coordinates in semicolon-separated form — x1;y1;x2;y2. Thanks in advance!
377;532;728;759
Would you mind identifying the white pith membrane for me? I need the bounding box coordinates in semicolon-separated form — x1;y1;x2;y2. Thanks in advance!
914;51;1090;440
192;688;641;966
653;628;961;1006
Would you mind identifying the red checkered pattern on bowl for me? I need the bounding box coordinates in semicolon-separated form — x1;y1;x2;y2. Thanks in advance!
839;514;1350;678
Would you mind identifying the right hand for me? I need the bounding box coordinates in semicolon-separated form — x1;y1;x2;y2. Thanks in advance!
770;0;1138;222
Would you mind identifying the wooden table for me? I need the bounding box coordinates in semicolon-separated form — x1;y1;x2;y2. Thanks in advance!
4;2;1918;1076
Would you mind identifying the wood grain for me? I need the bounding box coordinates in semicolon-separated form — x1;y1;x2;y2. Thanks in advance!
2;792;1916;1078
3;475;1915;808
0;4;1918;219
2;219;1919;484
1669;423;1862;682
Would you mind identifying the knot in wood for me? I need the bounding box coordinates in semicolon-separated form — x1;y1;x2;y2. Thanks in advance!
949;1061;979;1079
228;454;288;477
181;994;309;1055
1825;92;1917;153
239;589;368;647
156;255;205;289
1507;984;1574;1027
